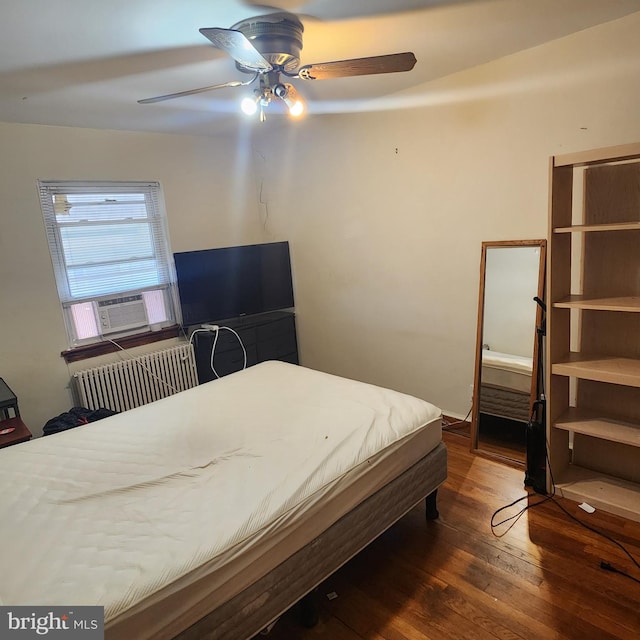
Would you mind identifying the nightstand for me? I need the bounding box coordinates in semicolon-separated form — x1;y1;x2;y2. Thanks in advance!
0;417;32;449
0;378;31;449
0;377;20;419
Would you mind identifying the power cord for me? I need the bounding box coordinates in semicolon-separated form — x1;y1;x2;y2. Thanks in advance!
188;327;210;349
209;326;247;379
442;407;472;432
490;491;553;536
191;324;247;379
600;561;640;585
546;455;640;578
106;338;180;395
490;442;640;583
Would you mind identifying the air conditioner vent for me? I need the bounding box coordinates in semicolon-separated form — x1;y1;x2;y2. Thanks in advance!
98;295;149;334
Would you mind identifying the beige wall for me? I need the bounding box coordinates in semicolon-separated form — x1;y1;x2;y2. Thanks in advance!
0;124;266;435
249;13;640;417
2;12;639;436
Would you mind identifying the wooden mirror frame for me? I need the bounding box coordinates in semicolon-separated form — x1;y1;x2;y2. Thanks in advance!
470;239;547;466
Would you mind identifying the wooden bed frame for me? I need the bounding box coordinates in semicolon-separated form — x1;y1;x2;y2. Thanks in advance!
172;441;447;640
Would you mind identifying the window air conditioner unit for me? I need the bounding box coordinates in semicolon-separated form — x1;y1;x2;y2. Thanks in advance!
97;295;149;335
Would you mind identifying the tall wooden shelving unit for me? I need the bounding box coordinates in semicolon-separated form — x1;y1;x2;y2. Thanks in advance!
547;141;640;522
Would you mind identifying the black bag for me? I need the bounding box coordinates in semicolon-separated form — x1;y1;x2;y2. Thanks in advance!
42;406;118;436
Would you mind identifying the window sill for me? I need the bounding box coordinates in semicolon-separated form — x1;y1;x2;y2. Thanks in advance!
61;325;182;363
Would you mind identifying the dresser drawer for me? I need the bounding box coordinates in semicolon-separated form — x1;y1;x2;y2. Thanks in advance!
257;315;296;341
213;326;257;353
258;332;298;361
210;344;259;378
193;311;298;383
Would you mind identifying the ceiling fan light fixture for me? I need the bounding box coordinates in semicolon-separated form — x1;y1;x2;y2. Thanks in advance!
273;83;305;118
139;13;417;119
240;95;259;115
288;99;304;117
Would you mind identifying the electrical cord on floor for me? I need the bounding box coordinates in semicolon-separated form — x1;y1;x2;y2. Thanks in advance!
600;561;640;585
490;443;640;584
490;490;553;536
442;407;472;432
546;456;640;578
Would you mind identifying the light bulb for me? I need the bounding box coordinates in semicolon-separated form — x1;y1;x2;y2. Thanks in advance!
273;83;305;118
241;97;258;116
288;100;304;117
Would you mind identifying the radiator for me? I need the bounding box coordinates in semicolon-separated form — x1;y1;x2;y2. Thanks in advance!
73;344;199;412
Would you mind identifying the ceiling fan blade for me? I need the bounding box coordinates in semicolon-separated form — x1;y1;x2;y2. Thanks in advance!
199;27;273;72
297;52;416;80
138;80;249;104
243;1;304;12
245;0;478;21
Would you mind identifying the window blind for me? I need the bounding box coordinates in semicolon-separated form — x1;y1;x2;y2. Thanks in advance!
39;180;178;347
39;181;173;303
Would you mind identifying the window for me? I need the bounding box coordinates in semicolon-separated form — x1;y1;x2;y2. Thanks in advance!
39;180;179;348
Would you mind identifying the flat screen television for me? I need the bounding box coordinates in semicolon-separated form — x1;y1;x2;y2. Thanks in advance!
174;241;294;326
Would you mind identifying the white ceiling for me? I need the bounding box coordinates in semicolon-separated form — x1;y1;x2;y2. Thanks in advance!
1;0;639;137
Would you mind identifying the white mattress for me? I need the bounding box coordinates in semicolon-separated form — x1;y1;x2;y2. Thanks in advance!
0;361;441;633
481;350;533;392
482;350;533;375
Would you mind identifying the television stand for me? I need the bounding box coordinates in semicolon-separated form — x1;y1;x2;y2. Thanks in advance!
193;311;298;383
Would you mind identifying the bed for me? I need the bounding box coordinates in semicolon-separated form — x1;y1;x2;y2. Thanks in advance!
0;361;446;640
479;349;533;422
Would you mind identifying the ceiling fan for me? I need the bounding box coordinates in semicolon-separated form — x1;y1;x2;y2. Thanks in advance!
138;12;417;121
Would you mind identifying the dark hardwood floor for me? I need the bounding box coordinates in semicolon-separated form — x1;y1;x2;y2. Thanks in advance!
263;432;640;640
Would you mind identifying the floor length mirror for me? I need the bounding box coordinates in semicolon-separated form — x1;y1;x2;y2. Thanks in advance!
471;240;546;465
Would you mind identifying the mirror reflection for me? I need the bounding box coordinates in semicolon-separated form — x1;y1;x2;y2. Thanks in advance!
471;240;546;464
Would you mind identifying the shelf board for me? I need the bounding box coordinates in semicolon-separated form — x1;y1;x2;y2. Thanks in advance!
553;142;640;167
551;353;640;387
553;295;640;312
554;408;640;447
554;221;640;233
553;465;640;523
